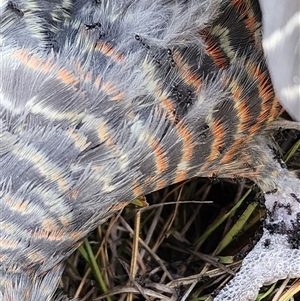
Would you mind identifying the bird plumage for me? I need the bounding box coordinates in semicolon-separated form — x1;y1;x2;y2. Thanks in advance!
0;0;299;300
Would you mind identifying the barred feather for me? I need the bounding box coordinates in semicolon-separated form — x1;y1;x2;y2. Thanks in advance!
0;1;298;300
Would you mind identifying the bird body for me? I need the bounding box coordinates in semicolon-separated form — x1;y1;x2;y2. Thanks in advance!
0;0;299;300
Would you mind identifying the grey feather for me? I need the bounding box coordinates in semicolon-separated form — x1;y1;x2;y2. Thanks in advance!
1;1;299;300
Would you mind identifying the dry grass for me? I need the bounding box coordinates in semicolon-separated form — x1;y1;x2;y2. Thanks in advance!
59;129;300;301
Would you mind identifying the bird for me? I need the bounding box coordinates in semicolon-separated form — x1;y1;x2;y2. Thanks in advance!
0;0;299;300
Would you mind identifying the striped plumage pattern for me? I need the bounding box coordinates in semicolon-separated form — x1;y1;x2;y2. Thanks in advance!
0;0;298;300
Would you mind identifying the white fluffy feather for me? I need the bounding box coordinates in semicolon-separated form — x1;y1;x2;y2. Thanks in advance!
259;0;300;121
